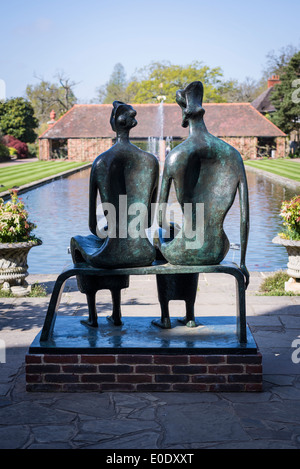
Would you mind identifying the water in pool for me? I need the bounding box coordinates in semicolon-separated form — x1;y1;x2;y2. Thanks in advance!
22;168;297;274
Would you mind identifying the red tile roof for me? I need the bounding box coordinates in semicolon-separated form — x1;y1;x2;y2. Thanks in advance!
39;103;286;140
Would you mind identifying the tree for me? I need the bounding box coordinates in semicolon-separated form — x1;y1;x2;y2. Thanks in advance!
219;77;266;103
96;63;129;104
124;61;232;103
263;44;299;80
0;98;38;143
270;51;300;138
26;72;77;124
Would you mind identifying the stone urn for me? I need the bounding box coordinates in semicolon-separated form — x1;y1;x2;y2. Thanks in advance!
272;236;300;292
0;239;42;296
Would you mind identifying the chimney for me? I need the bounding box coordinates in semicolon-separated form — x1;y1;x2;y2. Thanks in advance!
268;75;281;88
47;110;56;128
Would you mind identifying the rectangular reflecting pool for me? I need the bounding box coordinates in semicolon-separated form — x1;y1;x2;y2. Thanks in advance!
22;167;297;274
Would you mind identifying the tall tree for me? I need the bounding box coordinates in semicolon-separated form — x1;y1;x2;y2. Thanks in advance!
263;44;299;80
0;98;38;143
270;51;300;138
96;63;129;104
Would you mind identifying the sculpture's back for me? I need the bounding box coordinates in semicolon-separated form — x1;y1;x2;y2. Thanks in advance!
157;82;249;278
71;101;159;269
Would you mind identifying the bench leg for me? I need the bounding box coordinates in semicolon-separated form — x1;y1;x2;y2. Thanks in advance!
235;276;247;344
152;298;171;329
107;289;123;326
177;299;197;328
40;275;68;342
81;292;98;328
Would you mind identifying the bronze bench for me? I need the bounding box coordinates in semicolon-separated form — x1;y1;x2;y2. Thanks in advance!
40;260;247;344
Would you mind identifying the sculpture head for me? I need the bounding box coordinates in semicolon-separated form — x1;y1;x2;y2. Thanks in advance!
176;81;205;128
110;101;137;133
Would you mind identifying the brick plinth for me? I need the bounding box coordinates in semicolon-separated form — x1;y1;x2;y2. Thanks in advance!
25;352;262;393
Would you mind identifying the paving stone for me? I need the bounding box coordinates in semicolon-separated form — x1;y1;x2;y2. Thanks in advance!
31;424;77;443
0;425;30;449
81;430;160;449
0;402;75;425
157;403;250;446
54;394;116;419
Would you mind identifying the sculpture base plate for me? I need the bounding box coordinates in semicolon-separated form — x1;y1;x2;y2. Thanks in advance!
26;317;262;392
29;316;257;355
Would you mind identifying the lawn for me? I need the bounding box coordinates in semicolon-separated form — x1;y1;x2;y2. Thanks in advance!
0;160;90;193
244;159;300;183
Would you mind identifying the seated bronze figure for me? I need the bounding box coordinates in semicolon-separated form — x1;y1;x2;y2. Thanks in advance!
71;101;159;326
153;81;249;328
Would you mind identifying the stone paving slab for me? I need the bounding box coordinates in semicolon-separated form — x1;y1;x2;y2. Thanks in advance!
0;272;300;449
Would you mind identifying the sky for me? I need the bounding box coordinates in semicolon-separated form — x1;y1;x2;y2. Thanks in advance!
1;0;300;104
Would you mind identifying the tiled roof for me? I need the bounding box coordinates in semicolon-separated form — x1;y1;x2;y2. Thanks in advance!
40;103;286;140
251;87;276;114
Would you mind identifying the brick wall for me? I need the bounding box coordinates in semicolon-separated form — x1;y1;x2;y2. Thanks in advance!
276;137;287;158
222;137;258;160
39;139;51;160
67;138;113;161
26;352;263;393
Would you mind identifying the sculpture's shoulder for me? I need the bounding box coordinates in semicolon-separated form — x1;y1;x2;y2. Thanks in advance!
164;141;188;167
131;144;159;167
211;134;244;165
91;146;116;170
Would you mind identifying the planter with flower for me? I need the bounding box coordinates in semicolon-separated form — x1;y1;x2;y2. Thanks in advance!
0;190;42;296
272;195;300;292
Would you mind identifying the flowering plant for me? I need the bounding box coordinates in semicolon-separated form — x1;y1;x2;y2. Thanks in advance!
279;195;300;241
0;190;37;243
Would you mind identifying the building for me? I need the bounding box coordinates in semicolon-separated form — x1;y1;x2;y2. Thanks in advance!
251;75;281;116
39;101;286;161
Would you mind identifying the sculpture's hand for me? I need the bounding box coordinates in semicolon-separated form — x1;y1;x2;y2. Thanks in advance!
240;263;249;290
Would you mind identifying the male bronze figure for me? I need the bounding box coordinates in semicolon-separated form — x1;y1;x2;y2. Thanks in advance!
71;101;159;327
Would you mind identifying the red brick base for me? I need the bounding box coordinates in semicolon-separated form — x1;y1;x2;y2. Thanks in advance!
25;352;262;392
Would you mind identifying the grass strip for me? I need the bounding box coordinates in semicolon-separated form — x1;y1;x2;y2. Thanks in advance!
245;160;300;182
0;161;89;192
0;161;82;177
246;164;300;178
0;162;85;184
1;162;84;183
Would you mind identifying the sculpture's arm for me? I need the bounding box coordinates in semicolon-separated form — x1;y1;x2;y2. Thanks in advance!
158;168;171;228
148;160;159;228
89;165;98;236
238;169;250;289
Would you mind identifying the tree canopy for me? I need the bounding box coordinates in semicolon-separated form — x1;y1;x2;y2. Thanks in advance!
126;61;230;103
97;63;131;104
26;72;77;124
270;51;300;137
0;97;38;143
96;60;268;105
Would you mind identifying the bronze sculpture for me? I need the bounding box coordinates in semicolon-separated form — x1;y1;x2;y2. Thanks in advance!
39;85;249;344
70;101;159;326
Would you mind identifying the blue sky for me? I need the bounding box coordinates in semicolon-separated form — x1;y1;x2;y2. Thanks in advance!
1;0;300;103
